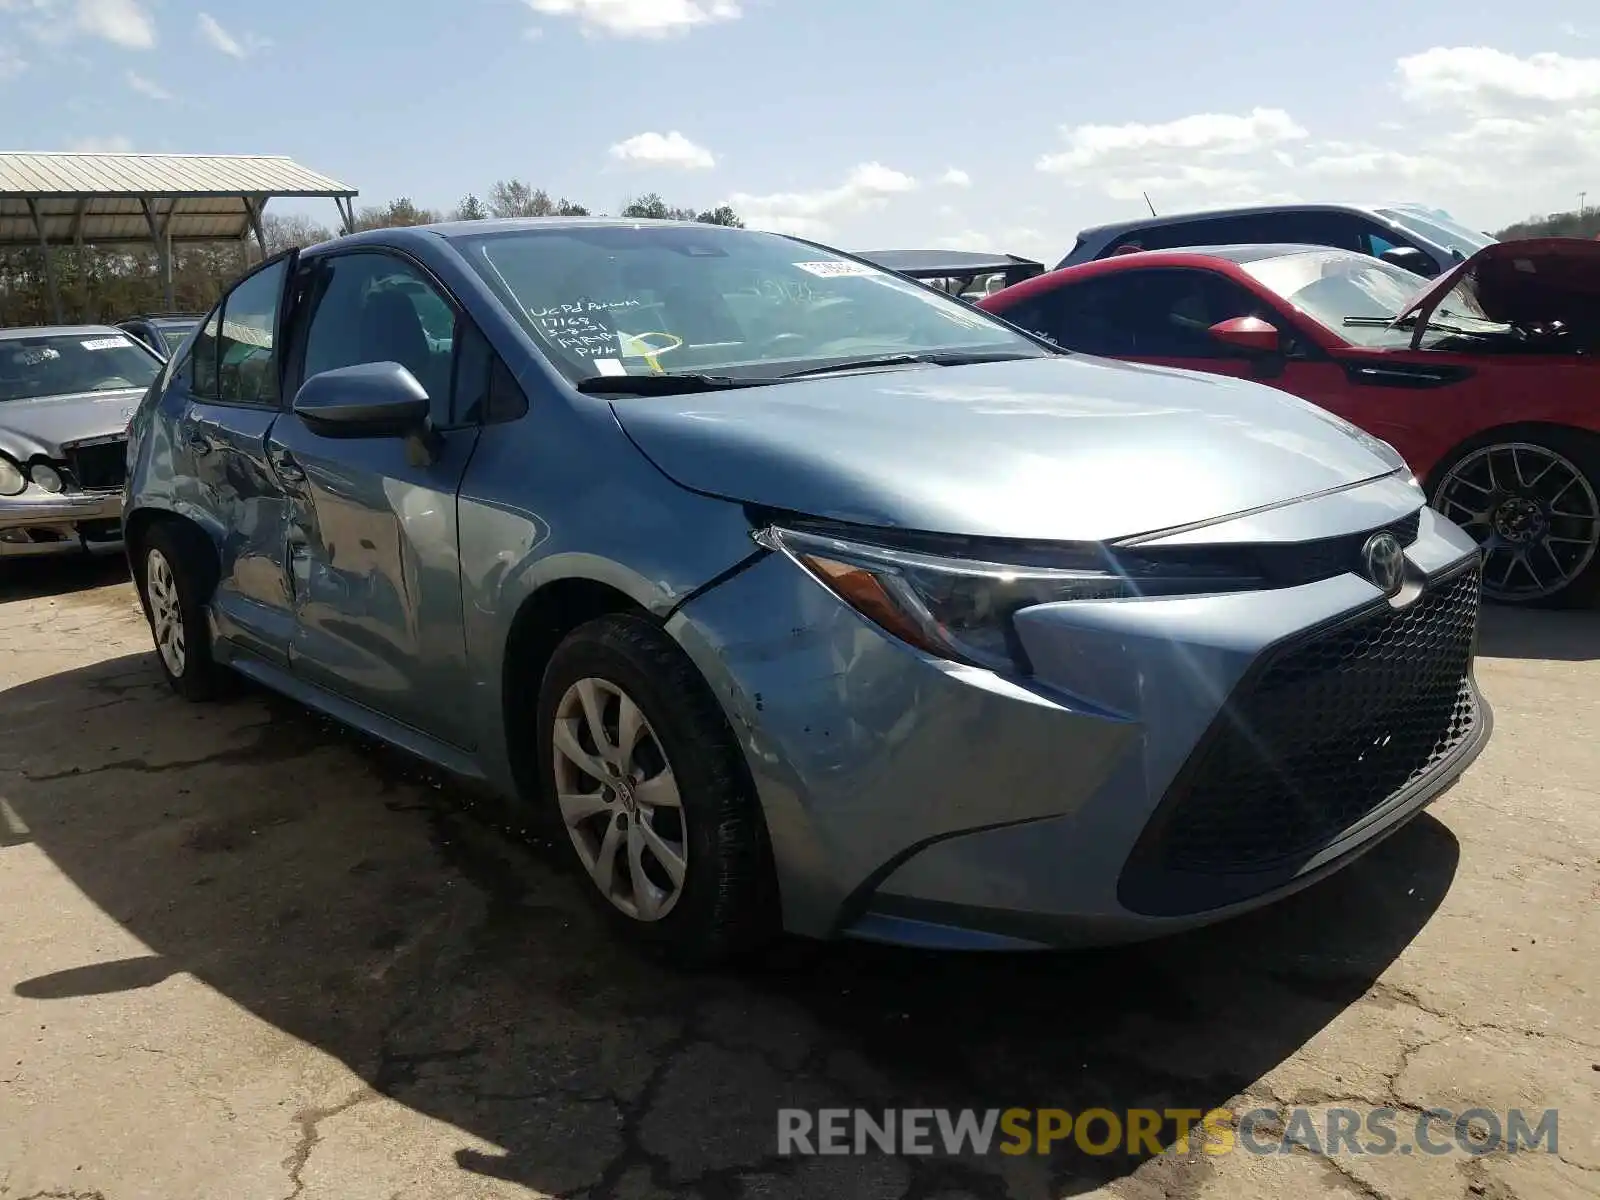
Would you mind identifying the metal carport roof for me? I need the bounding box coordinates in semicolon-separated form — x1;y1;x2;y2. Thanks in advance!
0;151;358;321
0;152;357;248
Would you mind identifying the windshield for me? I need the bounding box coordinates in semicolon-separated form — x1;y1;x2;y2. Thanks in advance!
157;323;197;353
1241;250;1428;348
453;224;1046;384
1376;207;1497;261
0;332;162;403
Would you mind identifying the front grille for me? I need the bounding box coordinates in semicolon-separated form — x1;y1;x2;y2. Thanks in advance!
1120;508;1425;589
1125;565;1481;897
63;438;127;492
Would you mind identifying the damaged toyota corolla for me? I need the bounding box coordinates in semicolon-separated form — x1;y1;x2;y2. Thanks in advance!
1;326;159;558
123;219;1492;964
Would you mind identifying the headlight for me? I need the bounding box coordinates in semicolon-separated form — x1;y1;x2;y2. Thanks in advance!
756;525;1261;674
30;463;64;493
0;456;24;497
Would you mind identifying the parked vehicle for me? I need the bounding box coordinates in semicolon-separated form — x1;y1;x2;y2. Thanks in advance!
853;249;1045;300
979;238;1600;608
1;326;157;558
118;313;202;359
1058;203;1494;278
123;218;1491;963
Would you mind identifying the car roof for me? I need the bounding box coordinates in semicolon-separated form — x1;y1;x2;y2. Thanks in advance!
0;324;127;340
124;314;201;324
1124;243;1361;264
1075;203;1386;241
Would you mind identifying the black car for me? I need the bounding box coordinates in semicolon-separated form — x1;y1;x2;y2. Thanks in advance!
1057;203;1496;278
854;250;1045;300
117;313;203;359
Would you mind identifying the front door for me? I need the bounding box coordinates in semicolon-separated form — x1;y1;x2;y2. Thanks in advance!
271;249;481;749
163;255;299;665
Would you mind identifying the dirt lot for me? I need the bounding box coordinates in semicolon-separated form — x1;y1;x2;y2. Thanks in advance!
0;559;1596;1200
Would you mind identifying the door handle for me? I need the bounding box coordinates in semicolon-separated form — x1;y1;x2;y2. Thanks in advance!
267;443;306;483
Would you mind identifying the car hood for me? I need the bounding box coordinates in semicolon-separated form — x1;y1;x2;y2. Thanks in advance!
1393;237;1600;334
0;389;144;460
609;356;1407;542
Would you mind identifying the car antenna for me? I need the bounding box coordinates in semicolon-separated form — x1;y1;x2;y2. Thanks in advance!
1143;192;1158;217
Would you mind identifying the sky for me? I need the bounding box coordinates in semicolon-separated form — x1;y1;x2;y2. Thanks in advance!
1;0;1598;264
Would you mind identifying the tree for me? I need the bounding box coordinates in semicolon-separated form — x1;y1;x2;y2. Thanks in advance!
554;199;590;217
353;197;440;230
453;193;489;221
1495;206;1600;240
695;205;745;228
262;213;334;255
489;178;553;218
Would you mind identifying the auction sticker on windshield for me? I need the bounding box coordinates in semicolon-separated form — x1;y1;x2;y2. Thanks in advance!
81;336;133;351
793;261;881;278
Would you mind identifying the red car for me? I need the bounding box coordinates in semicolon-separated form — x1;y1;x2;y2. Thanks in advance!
978;238;1600;607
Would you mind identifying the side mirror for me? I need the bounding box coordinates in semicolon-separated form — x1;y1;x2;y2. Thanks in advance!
1208;316;1282;355
292;362;430;439
1379;246;1439;277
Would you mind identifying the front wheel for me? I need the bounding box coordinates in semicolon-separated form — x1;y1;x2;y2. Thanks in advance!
535;614;777;966
1430;431;1600;608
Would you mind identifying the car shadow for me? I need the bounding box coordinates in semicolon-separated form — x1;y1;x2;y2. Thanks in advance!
2;652;1461;1199
0;554;130;602
1476;602;1600;662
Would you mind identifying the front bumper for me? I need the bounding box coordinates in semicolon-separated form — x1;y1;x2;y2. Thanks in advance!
0;489;124;558
669;501;1491;949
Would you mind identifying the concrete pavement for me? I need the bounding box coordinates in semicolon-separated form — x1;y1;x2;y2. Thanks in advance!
1;558;1596;1200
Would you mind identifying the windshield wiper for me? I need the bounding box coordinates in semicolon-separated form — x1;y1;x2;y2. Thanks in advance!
779;350;1040;379
1342;315;1405;328
573;373;772;396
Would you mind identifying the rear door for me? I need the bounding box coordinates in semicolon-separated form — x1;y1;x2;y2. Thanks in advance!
163;253;299;664
268;247;485;749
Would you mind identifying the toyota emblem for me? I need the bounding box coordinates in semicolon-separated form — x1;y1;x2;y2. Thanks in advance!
1362;532;1406;597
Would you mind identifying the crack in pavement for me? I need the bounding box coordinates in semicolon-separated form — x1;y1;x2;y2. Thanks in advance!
278;1087;376;1200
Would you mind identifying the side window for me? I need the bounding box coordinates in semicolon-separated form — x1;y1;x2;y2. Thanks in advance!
186;305;221;399
1009;276;1146;356
217;258;287;406
449;316;530;427
1119;270;1280;357
299;253;458;422
1020;270;1280;359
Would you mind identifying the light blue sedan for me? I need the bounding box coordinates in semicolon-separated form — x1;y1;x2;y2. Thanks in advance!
123;218;1491;964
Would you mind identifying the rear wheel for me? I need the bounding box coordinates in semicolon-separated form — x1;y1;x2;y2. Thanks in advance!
1430;431;1600;608
535;614;777;965
139;522;231;700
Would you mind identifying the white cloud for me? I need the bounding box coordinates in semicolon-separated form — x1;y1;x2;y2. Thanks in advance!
0;44;25;77
125;68;170;99
67;135;134;151
524;0;740;37
1398;46;1600;110
730;162;917;237
939;167;971;187
196;11;251;57
609;129;716;170
1038;107;1306;174
73;0;152;47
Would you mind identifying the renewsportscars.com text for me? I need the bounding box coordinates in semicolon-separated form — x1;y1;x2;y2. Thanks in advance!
777;1106;1560;1158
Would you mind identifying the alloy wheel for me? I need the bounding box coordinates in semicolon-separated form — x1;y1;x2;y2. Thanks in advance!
551;677;687;922
146;548;187;676
1434;441;1600;603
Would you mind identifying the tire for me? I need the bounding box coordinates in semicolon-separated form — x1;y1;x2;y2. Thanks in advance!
535;614;777;966
1429;429;1600;609
138;521;232;701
